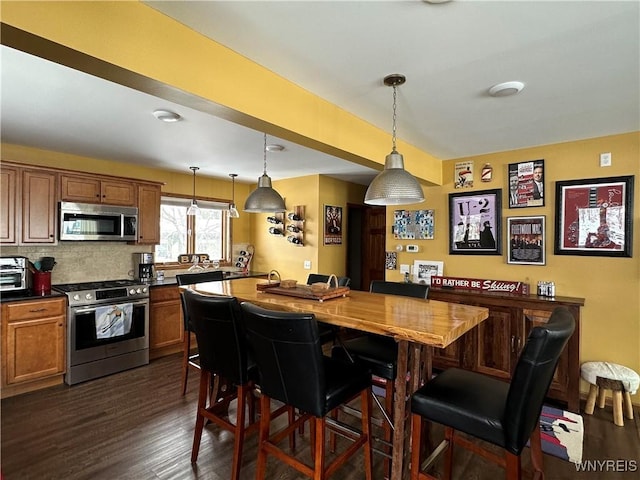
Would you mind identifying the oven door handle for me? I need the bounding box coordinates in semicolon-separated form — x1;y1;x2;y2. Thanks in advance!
72;299;149;314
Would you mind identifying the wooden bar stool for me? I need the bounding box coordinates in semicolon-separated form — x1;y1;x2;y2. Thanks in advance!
581;361;639;427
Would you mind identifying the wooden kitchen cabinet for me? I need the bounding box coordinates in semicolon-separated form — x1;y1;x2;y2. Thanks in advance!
60;173;136;206
1;296;66;398
429;288;584;412
0;165;57;245
149;286;185;358
136;183;161;245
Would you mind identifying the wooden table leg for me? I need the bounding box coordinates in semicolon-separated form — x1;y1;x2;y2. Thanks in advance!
390;340;409;480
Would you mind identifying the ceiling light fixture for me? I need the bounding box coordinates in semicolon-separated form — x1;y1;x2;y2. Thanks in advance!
228;173;240;218
488;81;525;97
152;109;182;122
186;166;200;216
243;133;286;213
364;74;425;206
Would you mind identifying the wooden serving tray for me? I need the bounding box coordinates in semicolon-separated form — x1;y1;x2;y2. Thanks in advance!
260;285;350;302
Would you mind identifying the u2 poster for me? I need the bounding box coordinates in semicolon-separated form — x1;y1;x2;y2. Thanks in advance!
449;189;502;255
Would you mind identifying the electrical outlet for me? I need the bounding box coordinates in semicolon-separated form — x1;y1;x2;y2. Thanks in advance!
600;152;612;167
400;264;410;274
303;260;311;270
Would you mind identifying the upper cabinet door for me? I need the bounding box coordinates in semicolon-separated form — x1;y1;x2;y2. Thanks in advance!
60;174;135;206
0;167;18;244
136;184;161;244
21;169;57;244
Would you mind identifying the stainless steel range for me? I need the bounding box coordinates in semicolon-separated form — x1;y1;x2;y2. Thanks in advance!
55;279;150;385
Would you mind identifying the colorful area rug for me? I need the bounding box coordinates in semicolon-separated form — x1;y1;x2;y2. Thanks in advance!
537;405;583;463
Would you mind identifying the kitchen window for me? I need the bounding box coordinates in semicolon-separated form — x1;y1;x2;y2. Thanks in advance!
154;196;231;264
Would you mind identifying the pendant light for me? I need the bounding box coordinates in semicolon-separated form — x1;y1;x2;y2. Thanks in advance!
186;166;200;216
364;74;425;206
243;133;286;213
228;173;240;218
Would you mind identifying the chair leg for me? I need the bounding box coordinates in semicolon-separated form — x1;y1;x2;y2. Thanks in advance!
443;427;454;480
181;332;191;395
231;384;249;480
410;413;423;480
256;394;272;479
623;391;634;420
288;406;297;450
584;384;598;414
191;370;210;462
382;378;394;478
312;416;325;480
505;451;522;480
361;388;373;480
529;424;544;479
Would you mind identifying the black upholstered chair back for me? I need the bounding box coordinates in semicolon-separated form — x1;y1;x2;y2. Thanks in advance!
503;307;575;454
177;271;225;331
306;274;351;288
240;302;326;417
182;290;250;386
369;280;429;299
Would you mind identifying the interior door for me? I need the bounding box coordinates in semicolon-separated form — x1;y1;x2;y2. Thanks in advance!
347;204;386;291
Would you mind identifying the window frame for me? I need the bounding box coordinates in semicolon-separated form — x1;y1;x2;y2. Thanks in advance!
155;194;232;266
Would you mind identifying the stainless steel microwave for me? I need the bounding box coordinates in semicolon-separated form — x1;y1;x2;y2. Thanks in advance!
59;202;138;241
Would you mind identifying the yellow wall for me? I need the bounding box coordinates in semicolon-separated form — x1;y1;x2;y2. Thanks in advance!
386;132;640;401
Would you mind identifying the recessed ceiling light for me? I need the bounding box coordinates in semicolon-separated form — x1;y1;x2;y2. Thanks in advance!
488;81;525;97
265;144;284;152
152;109;182;122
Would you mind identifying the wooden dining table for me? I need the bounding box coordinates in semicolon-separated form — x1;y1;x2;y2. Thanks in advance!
189;277;489;480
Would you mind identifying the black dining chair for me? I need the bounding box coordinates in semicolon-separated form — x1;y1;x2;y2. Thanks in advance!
306;274;351;346
240;301;373;480
331;280;429;474
176;270;225;395
182;290;257;480
409;307;575;480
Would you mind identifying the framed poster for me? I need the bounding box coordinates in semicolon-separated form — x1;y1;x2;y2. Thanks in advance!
508;159;544;208
412;260;444;285
555;175;634;257
454;161;474;188
323;205;343;245
392;209;435;239
507;216;546;265
449;189;502;255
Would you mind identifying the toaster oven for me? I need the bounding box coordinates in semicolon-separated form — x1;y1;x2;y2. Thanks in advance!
0;256;30;293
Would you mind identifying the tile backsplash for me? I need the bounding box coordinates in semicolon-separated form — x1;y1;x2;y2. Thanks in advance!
1;243;154;284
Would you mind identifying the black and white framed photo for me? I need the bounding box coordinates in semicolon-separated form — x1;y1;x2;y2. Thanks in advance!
555;175;634;257
508;159;545;208
507;216;545;265
449;189;502;255
412;260;444;285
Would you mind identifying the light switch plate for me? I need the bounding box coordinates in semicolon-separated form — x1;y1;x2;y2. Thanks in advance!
303;260;311;269
400;264;410;274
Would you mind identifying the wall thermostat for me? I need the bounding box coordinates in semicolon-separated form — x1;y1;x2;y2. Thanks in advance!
406;245;419;252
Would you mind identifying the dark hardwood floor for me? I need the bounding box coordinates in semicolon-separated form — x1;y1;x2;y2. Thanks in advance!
2;354;638;479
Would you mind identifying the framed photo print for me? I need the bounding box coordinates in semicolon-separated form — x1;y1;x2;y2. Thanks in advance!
324;205;343;245
412;260;444;285
507;216;545;265
449;188;502;255
508;159;545;208
555;175;634;257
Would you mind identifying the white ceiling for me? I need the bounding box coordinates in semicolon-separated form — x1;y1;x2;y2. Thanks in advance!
2;1;639;186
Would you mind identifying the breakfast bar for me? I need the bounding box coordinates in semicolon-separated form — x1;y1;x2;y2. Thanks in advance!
189;277;489;479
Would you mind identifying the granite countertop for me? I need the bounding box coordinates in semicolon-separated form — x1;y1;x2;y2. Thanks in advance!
149;270;269;287
0;290;66;303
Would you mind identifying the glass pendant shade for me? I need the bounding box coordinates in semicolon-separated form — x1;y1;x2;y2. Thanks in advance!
228;173;240;218
364;151;425;205
244;173;286;213
187;166;200;216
